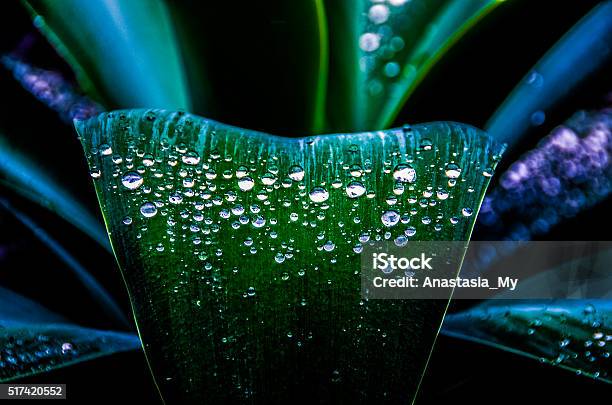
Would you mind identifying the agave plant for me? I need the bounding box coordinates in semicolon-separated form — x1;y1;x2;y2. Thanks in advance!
0;0;610;403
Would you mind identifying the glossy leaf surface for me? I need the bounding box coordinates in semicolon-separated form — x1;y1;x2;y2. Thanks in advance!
443;300;611;383
0;198;127;326
24;0;191;111
486;1;612;149
0;134;110;250
0;286;140;382
76;109;503;403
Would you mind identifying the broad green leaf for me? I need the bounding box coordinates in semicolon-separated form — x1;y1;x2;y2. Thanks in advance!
0;286;140;382
0;134;110;250
0;198;128;326
24;0;191;111
75;109;503;403
486;1;612;149
326;0;503;132
443;300;611;383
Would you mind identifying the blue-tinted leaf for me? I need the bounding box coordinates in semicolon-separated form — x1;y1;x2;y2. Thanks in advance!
486;1;612;149
24;0;191;111
443;300;611;383
326;0;502;132
0;135;110;250
0;286;140;382
0;198;128;326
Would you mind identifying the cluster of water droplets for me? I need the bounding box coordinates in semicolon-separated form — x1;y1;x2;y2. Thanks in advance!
449;302;611;382
87;118;495;299
0;334;79;378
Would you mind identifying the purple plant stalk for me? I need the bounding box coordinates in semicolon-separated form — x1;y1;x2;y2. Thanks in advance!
478;104;612;241
1;55;102;122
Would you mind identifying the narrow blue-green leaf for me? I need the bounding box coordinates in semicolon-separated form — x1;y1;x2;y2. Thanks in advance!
443;299;612;383
0;198;128;327
313;0;329;133
0;286;140;382
327;0;502;132
24;0;191;111
0;135;110;250
486;1;612;149
0;286;64;325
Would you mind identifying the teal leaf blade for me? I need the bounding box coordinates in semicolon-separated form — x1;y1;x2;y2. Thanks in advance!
0;286;140;382
486;1;612;149
0;198;128;326
75;109;503;403
0;134;110;251
326;0;503;132
443;300;611;383
24;0;191;111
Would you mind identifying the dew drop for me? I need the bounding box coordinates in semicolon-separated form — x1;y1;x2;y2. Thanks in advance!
236;165;249;178
88;167;101;179
99;144;112;156
140;202;158;218
288;165;305;182
445;163;462;179
238;177;255;191
349;164;364;178
393;164;417;183
121;172;143;190
404;226;416;237
169;193;183;204
420;139;433;150
345;181;366;198
61;342;73;354
275;252;286;264
142;154;155;167
182;151;200;165
261;172;277;185
381;210;400;227
436;189;449;200
309;187;329;203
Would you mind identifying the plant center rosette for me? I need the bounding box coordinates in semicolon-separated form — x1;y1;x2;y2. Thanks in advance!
75;109;503;404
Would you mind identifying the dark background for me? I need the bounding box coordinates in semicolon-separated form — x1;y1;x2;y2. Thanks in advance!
0;0;610;403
